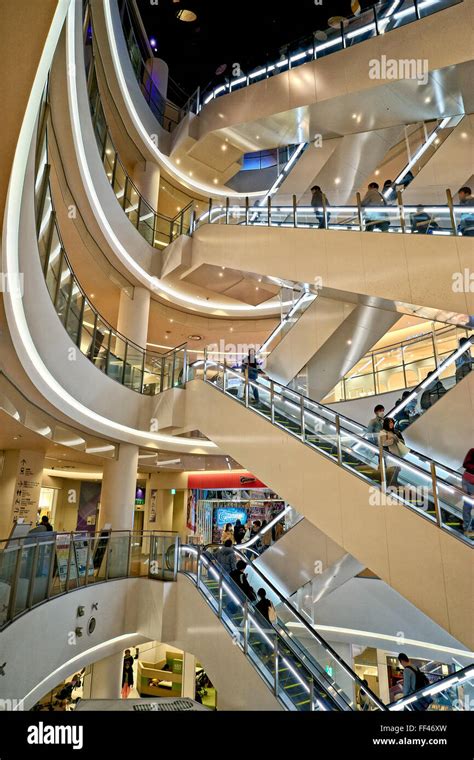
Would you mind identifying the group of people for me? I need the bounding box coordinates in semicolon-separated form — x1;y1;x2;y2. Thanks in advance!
220;516;284;554
217;552;276;624
311;183;474;235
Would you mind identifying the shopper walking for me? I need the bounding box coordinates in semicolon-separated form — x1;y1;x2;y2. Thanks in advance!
221;522;234;544
233;519;246;545
121;648;138;699
462;448;474;537
310;185;331;229
361;182;389;232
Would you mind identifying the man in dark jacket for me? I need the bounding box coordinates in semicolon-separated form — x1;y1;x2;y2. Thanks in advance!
311;185;331;229
361;182;389;232
230;560;256;602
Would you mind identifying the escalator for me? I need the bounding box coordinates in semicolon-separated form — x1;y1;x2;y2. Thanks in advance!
179;544;386;711
184;359;473;647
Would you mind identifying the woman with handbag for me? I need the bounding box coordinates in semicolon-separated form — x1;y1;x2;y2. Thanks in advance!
379;417;410;488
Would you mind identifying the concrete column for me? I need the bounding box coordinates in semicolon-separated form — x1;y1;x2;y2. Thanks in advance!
132;161;161;212
156;489;174;532
99;444;139;530
117;286;151;349
376;649;391;705
89;651;123;699
0;449;45;538
145;57;169;100
182;652;196;699
328;642;356;707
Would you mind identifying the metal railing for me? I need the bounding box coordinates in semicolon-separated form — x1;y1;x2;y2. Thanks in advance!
178;192;472;239
321;324;474;404
194;357;474;546
179;0;463;118
87;59;194;249
0;530;179;630
180;544;386;711
117;0;181;131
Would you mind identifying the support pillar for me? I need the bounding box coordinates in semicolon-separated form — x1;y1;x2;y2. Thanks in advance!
376;649;391;705
89;651;123;699
117;286;151;349
182;652;196;699
99;444;139;531
132;161;161;212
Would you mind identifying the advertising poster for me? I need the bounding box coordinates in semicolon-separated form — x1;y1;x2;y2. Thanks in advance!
149;489;157;523
76;481;101;534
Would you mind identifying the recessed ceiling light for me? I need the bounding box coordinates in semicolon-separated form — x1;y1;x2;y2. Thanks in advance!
221;145;227;151
177;9;197;22
176;158;181;165
188;335;202;340
213;178;218;184
375;170;380;176
219;272;224;277
335;177;341;185
169;319;174;323
90;293;95;298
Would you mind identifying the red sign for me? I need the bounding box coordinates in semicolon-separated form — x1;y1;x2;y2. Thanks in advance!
188;471;267;489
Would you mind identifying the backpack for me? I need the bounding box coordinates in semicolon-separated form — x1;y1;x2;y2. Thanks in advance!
407;666;433;705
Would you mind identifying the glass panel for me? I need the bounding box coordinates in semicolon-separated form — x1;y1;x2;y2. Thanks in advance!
107;335;126;383
103;135;115;182
143;351;163;395
113;160;126;204
107;534;130;578
0;542;20;626
13;545;35;616
55;257;73;324
124;181;139;227
92;318;111;374
45;244;62;302
80;302;95;357
344;372;376;400
65;283;84;345
138;198;155;245
154;215;171;247
123;343;144;392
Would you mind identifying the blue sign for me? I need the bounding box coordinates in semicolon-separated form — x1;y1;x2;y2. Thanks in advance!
215;507;247;528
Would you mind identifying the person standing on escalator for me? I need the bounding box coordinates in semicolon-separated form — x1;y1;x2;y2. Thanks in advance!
242;348;261;403
462;448;474;538
230;560;256;602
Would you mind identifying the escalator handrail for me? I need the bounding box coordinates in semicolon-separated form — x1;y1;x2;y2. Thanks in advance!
198;542;387;710
182;544;380;710
386;663;474;711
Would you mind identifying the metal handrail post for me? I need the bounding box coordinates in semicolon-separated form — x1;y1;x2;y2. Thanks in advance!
292;194;297;227
336;416;342;466
243;600;249;654
397;190;406;233
270;380;275;424
203;346;208;382
26;543;40;609
244;366;249;407
356;192;364;232
300;395;306;441
267;196;271;227
446;188;457;235
379;438;387;494
273;638;279;696
430;461;442;526
218;574;223;618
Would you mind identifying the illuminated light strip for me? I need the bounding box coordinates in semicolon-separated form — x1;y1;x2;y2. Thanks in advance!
286;622;474;660
16;632;143;710
235;505;292;549
3;34;218;456
103;1;263;199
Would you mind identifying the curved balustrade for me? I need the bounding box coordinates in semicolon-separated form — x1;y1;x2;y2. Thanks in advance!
87;56;193;249
194;358;474;546
35;94;187;396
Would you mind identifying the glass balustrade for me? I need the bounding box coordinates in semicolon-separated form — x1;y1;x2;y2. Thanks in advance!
199;359;474;546
34;95;189;397
87;62;188;249
0;531;179;630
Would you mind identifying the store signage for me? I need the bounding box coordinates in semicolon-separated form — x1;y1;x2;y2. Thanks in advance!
12;450;44;526
188;472;266;489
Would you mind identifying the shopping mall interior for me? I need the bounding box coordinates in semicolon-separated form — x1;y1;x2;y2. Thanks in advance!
0;0;473;729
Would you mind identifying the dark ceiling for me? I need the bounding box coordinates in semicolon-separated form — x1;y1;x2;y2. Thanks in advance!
135;0;376;101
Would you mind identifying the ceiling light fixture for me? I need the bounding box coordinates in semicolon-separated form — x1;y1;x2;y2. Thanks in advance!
177;9;197;22
188;335;202;340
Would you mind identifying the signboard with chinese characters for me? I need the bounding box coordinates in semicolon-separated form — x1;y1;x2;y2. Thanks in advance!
12;450;44;526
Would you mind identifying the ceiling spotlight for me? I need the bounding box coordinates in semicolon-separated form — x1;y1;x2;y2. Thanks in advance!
221;145;227;151
176;158;181;165
177;9;197;22
213;178;219;184
188;335;202;340
150;37;157;47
